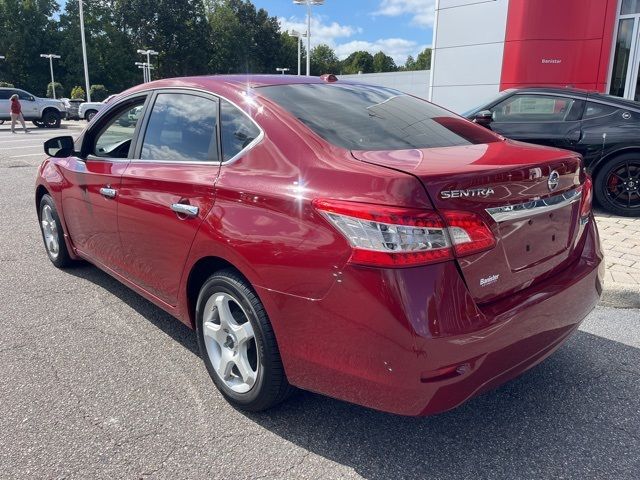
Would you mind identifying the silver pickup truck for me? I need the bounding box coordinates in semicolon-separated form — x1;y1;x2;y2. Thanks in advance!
0;87;67;128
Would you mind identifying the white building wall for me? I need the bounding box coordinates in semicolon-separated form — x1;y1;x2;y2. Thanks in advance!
339;70;430;99
429;0;510;113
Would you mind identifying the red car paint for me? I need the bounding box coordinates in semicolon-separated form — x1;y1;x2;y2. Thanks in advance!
36;75;603;416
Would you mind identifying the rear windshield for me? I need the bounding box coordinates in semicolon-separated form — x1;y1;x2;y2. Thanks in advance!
259;83;499;151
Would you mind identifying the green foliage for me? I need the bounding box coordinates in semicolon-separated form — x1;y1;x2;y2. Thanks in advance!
373;51;397;73
70;86;86;100
47;82;64;98
402;48;432;71
341;51;374;74
0;81;14;88
311;44;339;76
0;0;408;94
90;84;108;101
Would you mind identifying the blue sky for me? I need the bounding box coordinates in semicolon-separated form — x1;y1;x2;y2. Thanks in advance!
252;0;434;64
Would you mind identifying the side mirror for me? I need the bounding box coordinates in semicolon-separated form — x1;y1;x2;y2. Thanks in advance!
473;110;494;126
28;96;35;102
44;136;75;158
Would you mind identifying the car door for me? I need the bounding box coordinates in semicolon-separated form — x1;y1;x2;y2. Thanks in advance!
0;89;10;120
117;90;221;306
59;94;149;272
16;90;40;119
487;93;585;151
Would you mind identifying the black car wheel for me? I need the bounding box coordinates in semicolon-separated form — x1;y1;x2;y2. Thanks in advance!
32;120;45;128
594;153;640;217
195;269;295;411
43;110;61;128
85;110;97;121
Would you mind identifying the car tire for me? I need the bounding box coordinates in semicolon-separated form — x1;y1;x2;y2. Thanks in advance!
32;120;45;128
38;194;73;268
85;110;97;122
594;153;640;217
43;110;61;128
195;269;295;411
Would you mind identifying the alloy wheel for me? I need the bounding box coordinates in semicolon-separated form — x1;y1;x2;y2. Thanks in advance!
202;292;259;394
605;160;640;212
40;204;59;259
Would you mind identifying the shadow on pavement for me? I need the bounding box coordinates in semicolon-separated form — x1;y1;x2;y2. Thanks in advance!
65;263;638;479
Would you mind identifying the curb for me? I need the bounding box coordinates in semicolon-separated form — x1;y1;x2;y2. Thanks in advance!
600;282;640;309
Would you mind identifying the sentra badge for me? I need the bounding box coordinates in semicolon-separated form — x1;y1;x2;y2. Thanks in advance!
440;188;495;199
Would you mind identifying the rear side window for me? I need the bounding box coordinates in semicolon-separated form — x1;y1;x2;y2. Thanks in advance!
220;100;261;161
584;102;619;119
259;84;498;151
141;93;219;162
0;90;11;100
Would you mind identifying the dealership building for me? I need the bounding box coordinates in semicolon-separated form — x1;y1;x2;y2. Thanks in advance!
428;0;640;112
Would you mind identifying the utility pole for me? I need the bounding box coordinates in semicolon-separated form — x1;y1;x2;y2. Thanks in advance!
79;0;91;101
137;49;158;82
276;67;290;75
290;30;307;76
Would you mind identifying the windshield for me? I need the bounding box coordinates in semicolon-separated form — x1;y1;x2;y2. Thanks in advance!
259;84;499;151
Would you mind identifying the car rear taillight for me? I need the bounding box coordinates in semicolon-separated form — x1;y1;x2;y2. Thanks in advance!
442;211;496;256
313;199;496;267
580;175;593;220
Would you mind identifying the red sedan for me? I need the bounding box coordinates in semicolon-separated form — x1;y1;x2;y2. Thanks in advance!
36;75;603;416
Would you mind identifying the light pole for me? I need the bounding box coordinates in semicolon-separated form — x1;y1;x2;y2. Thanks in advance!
293;0;324;76
40;54;61;99
135;62;147;83
137;49;158;82
290;30;307;76
78;0;91;101
276;67;290;75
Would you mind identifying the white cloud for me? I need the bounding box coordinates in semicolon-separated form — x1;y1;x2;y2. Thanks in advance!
278;16;426;65
374;0;436;28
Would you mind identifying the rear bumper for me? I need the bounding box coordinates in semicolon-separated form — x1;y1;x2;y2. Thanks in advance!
258;219;603;416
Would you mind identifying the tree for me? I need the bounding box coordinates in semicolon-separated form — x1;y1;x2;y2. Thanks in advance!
372;51;397;73
402;48;432;71
90;84;109;101
0;0;59;95
341;51;374;74
47;82;64;98
0;82;14;88
206;0;283;74
70;86;86;100
310;44;339;76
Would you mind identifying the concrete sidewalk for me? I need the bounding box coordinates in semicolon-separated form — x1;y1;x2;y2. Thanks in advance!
595;211;640;308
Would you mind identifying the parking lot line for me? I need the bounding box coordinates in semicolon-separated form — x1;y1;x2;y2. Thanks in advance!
9;153;44;158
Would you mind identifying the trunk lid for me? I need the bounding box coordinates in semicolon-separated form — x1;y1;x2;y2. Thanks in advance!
352;140;585;303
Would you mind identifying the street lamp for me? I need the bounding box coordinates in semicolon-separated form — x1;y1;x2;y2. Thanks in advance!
137;49;158;82
135;62;154;83
293;0;324;76
40;54;61;99
276;67;290;75
78;0;91;101
290;30;307;76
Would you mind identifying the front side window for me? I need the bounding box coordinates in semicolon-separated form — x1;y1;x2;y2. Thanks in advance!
17;90;33;101
141;93;219;162
93;99;146;158
491;95;578;122
259;84;498;151
220;100;261;161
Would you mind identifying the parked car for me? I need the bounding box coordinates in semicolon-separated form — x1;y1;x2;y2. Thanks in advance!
79;94;119;122
61;98;85;120
0;87;66;128
35;76;602;416
465;87;640;216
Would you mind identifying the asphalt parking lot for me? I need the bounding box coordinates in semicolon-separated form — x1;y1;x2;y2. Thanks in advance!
1;123;639;479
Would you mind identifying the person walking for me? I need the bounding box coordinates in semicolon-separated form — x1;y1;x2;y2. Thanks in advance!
10;94;29;134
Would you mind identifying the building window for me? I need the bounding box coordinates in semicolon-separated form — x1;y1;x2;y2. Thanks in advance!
621;0;640;15
609;18;635;97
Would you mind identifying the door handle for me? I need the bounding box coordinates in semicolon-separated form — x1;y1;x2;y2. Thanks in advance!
171;203;199;218
99;187;117;199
